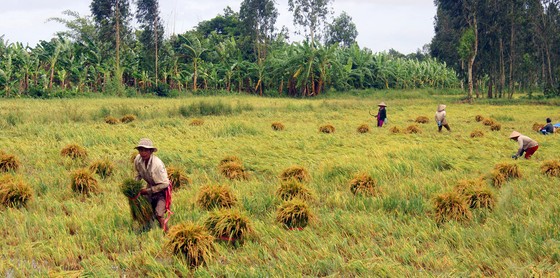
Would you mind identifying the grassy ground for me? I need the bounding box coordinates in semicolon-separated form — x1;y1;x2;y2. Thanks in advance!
0;92;559;276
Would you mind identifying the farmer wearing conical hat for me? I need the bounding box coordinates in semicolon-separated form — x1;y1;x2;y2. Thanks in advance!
435;104;450;132
134;138;171;230
373;102;387;127
509;131;538;159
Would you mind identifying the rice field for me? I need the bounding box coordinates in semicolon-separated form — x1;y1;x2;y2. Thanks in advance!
0;93;559;276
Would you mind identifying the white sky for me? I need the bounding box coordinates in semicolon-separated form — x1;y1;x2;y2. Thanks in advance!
0;0;436;54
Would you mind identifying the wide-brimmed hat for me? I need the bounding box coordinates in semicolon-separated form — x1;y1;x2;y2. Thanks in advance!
437;104;446;111
509;131;521;139
135;138;157;152
378;102;387;107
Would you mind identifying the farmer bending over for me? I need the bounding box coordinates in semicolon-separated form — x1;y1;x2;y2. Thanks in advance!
435;104;451;132
134;138;170;230
509;131;538;159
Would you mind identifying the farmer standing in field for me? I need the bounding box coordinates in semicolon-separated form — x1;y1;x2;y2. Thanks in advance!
509;131;539;159
134;138;171;231
374;102;387;127
435;104;451;132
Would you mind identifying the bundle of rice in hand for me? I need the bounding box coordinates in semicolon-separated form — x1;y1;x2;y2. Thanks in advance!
121;178;153;227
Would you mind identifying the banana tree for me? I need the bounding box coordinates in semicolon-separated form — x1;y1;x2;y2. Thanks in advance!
178;34;208;91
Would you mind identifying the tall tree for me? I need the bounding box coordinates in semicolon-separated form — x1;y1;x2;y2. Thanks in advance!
239;0;278;62
288;0;333;46
324;11;358;47
136;0;164;85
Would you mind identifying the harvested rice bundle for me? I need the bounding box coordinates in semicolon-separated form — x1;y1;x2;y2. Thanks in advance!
389;126;400;134
276;199;314;230
121;114;137;123
104;116;119;125
190;119;204;126
490;123;501;131
433;191;472;224
464;186;496;210
61;144;88;160
532;123;543;132
494;163;521;179
0;175;33;208
121;178;153;226
204;209;253;245
541;160;560;177
454;179;485;195
349;173;380;196
280;166;310;183
319;124;335;134
470;130;484;138
0;153;20;172
489;170;506;188
415;116;429;124
357;124;370;133
196;184;237;210
70;168;99;196
271;122;285;131
405;125;422;134
219;156;242;167
475;115;484;122
89;159;115;179
219;161;248;180
482;118;494;126
166;222;215;268
276;179;315;201
167;166;192;190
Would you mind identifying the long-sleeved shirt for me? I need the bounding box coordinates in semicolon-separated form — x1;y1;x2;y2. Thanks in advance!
516;135;538;155
134;154;169;194
435;110;447;125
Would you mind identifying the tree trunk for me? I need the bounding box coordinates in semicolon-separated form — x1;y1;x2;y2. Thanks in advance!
487;77;493;99
508;3;515;99
467;17;478;101
499;38;505;98
154;16;159;86
115;0;120;79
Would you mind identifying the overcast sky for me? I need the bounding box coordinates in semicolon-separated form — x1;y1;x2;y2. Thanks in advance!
0;0;436;54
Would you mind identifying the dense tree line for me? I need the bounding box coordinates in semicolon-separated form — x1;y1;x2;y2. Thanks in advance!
0;0;459;98
431;0;560;99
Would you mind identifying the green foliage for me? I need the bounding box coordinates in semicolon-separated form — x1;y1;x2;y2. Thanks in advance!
166;222;215;268
0;175;33;208
179;100;252;117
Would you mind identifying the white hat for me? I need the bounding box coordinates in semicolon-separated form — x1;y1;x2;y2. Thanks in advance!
437;104;446;111
378;102;387;107
509;131;521;139
135;138;157;152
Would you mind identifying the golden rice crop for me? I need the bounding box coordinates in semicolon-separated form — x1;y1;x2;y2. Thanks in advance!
166;222;215;268
121;178;153;226
464;186;496;210
405;125;422;134
470;130;484;138
475;115;484;122
276;179;315;201
454;179;485;195
70;168;99;196
104;116;119;125
541;160;560;177
219;161;248;180
89;159;115;179
196;185;237;210
203;209;253;245
61;144;88;160
276;199;314;230
488;170;506;188
271;122;285;131
219;156;242;167
349;173;380;197
532;123;543;132
0;153;20;172
0;175;33;208
167;166;192;190
490;123;501;131
357;124;370;133
432;191;472;224
190;119;205;126
319;124;335;134
279;166;310;183
494;163;521;179
482;118;494;126
389;126;401;134
121;114;137;123
415;116;429;124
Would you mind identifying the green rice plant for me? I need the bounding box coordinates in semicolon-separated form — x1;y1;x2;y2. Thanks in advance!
488;170;506;188
475;115;485;122
276;179;315;201
271;122;285;131
104;116;119;125
196;184;237;210
319;124;335;134
532;123;543;132
405;125;421;134
415;116;429;124
120;114;137;123
89;159;115;179
349;173;380;197
494;163;521;179
280;166;310;183
490;123;501;131
167;166;192;190
0;153;20;172
179;100;235;117
61;144;88;160
219;161;249;180
464;186;496;210
482;118;494;126
432;191;472;224
203;209;253;245
276;199;314;230
389;126;400;134
357;124;370;133
541;160;560;177
166;222;215;268
0;175;33;208
470;130;484;138
190;119;204;126
70;168;99;196
121;178;153;226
